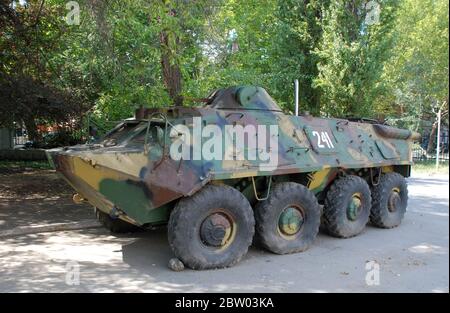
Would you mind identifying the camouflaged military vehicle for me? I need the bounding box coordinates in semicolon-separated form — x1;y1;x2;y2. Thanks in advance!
47;86;420;270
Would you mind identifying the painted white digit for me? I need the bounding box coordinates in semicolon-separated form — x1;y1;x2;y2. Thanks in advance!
325;132;335;148
312;130;334;149
312;131;325;148
321;132;330;149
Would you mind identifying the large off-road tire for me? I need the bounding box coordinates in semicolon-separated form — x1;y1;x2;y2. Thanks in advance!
255;182;320;254
96;209;140;233
323;175;372;238
370;172;408;228
168;185;255;270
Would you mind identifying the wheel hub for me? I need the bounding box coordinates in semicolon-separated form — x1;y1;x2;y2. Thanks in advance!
278;206;304;236
347;193;363;221
200;212;233;247
388;188;401;212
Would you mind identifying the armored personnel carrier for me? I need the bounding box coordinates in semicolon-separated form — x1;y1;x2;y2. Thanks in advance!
47;86;420;270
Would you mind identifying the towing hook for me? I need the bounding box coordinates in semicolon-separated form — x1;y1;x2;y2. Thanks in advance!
72;193;85;204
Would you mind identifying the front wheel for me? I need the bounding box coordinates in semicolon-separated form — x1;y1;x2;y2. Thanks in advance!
168;185;255;270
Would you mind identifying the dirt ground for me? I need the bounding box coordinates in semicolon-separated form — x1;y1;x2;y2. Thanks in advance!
0;168;448;292
0;169;94;230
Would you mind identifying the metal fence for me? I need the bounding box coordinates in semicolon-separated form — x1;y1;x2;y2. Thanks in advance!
10;117;122;148
13;128;28;147
412;128;449;162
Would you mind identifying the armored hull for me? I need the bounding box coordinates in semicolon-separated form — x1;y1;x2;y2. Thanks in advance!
47;86;420;269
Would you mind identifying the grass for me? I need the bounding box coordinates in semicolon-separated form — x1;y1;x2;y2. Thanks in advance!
0;160;52;171
412;160;449;175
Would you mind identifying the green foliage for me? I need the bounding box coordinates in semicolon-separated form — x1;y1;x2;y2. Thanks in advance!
0;0;448;137
313;0;398;117
188;0;277;99
381;0;449;130
0;160;52;171
269;0;326;114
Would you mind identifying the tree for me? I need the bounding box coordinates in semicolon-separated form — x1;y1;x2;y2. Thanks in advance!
1;0;447;142
269;0;327;114
313;0;398;117
0;0;87;141
151;0;218;106
381;0;448;152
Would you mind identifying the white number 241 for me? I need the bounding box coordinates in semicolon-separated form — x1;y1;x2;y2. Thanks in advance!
312;131;334;149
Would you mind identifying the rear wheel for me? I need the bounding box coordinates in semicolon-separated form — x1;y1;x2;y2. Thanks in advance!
370;172;408;228
323;175;372;238
95;209;141;233
255;182;320;254
168;185;254;270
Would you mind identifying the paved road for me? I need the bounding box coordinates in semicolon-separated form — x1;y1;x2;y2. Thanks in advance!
0;173;448;292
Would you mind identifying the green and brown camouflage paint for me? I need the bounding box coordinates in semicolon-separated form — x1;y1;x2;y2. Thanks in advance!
46;86;420;226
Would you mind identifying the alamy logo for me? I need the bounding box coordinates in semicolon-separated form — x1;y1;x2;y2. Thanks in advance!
168;117;279;171
65;1;80;25
65;260;80;286
365;0;381;25
365;260;380;286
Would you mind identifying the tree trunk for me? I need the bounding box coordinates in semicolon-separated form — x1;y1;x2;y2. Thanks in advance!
160;30;183;106
427;121;437;154
23;116;40;142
